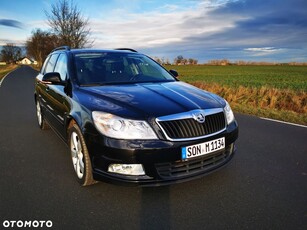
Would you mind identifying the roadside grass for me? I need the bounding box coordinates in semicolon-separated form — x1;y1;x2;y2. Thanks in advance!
0;65;18;82
166;65;307;125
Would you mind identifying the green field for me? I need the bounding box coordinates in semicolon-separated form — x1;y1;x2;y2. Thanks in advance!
166;65;307;91
166;65;307;125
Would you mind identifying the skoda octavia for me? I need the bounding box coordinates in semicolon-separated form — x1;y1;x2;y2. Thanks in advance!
34;46;238;186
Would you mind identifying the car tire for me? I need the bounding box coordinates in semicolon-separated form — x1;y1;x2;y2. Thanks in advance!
36;100;50;130
68;123;96;186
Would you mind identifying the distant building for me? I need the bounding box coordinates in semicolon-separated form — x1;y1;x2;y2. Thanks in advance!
17;57;38;65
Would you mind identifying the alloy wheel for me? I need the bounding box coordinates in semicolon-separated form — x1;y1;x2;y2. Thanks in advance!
70;132;85;179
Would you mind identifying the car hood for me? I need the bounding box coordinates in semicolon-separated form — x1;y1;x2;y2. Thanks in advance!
76;81;225;119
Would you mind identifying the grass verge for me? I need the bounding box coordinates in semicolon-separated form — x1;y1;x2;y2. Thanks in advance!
191;81;307;126
0;65;18;82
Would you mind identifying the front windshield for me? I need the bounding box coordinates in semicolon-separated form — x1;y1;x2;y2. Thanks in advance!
73;52;175;86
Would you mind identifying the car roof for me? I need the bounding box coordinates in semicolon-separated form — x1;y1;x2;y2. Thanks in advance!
51;47;139;55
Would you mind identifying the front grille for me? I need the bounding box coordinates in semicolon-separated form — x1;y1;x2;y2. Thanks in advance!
155;146;232;179
158;112;225;140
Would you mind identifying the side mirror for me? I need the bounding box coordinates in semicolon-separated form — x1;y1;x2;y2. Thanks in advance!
42;72;63;85
169;69;179;78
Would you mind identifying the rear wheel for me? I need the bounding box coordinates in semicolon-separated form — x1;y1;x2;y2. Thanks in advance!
68;123;96;186
36;100;49;130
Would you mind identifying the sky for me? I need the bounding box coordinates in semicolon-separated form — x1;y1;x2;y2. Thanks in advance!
0;0;307;63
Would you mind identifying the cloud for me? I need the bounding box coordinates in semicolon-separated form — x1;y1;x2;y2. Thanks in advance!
0;19;24;29
207;0;307;49
0;38;26;46
244;47;285;56
245;47;280;52
164;0;307;61
91;1;241;49
90;0;307;62
2;0;305;62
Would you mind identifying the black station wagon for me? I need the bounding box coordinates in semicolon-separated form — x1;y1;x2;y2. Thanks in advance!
34;46;238;186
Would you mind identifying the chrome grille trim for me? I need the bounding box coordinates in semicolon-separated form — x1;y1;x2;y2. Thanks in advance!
156;108;226;141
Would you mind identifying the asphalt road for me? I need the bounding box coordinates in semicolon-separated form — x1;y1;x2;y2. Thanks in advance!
0;65;306;230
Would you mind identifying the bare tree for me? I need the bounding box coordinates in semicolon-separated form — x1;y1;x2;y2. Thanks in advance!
26;29;60;67
154;57;162;64
189;58;198;65
174;55;184;65
45;0;92;48
0;43;22;64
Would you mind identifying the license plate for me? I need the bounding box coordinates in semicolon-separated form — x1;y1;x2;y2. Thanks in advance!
181;137;225;160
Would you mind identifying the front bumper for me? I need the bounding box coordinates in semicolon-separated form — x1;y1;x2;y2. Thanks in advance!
84;120;238;186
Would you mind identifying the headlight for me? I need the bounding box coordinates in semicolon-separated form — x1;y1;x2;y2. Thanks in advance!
92;111;158;139
224;101;235;125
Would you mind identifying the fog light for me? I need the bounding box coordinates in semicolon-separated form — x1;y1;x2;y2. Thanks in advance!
108;164;145;176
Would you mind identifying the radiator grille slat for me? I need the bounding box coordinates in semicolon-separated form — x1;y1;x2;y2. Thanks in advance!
158;112;225;140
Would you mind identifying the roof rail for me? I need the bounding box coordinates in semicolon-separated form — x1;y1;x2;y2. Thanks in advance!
52;46;71;52
115;48;138;53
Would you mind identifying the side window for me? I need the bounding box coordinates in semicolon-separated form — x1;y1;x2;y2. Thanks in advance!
54;54;68;81
41;55;51;74
44;54;59;74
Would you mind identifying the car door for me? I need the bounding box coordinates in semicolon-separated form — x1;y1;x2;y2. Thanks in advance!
44;53;71;138
38;53;59;127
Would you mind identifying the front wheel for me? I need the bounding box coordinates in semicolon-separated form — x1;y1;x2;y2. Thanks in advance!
68;123;96;186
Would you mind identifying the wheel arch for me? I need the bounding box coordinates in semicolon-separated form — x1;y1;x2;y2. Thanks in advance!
65;115;77;139
65;112;85;140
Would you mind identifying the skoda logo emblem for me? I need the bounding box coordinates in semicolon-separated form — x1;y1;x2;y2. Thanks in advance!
193;112;206;123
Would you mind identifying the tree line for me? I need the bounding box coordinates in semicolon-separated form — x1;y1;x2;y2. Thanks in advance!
154;55;198;65
0;44;22;64
207;59;307;66
2;42;307;66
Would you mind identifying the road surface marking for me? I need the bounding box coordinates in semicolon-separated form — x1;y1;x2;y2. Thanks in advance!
0;72;10;87
260;117;307;128
0;67;20;87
